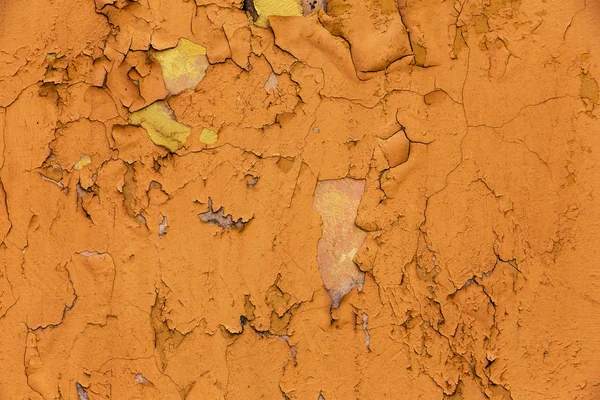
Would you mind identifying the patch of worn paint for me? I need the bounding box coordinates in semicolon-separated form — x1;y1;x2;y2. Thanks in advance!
128;101;191;152
73;155;91;171
159;216;168;236
580;73;599;103
313;179;366;308
153;39;209;95
199;128;218;145
78;251;104;257
199;198;246;229
253;0;302;28
134;373;149;384
75;383;89;400
264;72;278;92
361;313;371;350
246;175;259;187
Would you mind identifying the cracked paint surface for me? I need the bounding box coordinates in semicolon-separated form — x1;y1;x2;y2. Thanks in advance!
0;0;599;399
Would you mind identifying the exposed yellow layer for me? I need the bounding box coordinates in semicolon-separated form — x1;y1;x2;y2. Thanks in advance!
73;155;91;170
254;0;302;28
199;128;218;145
153;39;209;94
128;102;191;152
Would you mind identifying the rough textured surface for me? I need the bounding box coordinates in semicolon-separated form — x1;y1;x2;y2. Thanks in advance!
0;0;599;399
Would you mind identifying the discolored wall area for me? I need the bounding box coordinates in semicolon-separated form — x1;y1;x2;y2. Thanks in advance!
0;0;599;399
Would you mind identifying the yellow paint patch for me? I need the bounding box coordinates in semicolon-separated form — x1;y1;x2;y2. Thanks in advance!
129;102;191;152
153;39;209;94
73;155;91;170
199;128;218;145
254;0;302;28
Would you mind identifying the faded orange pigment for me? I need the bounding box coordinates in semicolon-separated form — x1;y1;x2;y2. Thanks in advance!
0;0;599;399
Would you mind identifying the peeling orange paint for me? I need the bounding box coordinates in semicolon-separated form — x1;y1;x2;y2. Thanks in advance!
0;0;599;399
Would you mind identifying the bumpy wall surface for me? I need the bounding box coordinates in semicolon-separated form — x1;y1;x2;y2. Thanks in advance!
0;0;599;399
